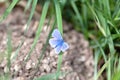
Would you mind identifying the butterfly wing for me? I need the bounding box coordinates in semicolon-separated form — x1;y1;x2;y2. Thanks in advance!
61;42;69;52
49;38;60;48
52;29;63;40
54;44;62;54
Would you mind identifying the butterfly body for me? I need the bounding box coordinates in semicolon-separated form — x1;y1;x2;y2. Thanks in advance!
49;29;69;54
55;40;64;48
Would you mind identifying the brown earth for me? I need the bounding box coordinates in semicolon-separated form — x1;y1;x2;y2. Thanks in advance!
0;4;94;80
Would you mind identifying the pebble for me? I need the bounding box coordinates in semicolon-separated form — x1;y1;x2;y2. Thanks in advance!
26;60;32;70
14;64;21;72
4;66;9;73
42;64;51;73
13;77;25;80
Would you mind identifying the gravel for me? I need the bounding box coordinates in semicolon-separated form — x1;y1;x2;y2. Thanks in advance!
0;6;94;80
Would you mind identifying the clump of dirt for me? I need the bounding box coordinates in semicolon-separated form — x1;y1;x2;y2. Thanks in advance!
0;5;94;80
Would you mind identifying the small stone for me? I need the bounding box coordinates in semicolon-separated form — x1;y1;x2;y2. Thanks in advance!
61;66;73;72
59;74;65;80
42;64;50;73
32;62;35;67
13;77;25;80
50;50;55;57
26;60;32;70
51;62;57;68
4;66;9;73
42;59;49;64
75;76;80;80
41;72;46;76
19;70;23;75
0;59;7;67
14;64;21;72
66;72;78;80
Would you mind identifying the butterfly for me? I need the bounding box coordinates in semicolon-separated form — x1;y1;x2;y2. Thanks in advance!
49;29;69;54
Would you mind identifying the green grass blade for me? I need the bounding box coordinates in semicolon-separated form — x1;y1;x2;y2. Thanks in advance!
107;58;111;80
30;18;56;80
112;57;120;80
112;70;120;80
102;0;111;18
24;0;38;34
97;57;111;80
34;72;66;80
96;10;115;54
96;11;115;54
95;5;115;80
24;0;32;12
106;27;115;54
9;0;37;63
53;1;64;80
6;29;12;71
94;39;107;62
117;58;120;70
112;0;120;18
36;19;55;68
11;39;24;63
112;0;120;20
11;0;38;63
0;74;10;80
54;0;63;34
82;3;87;28
71;1;84;32
87;2;106;37
107;20;120;34
56;52;63;80
24;0;50;61
0;0;19;22
94;49;100;80
35;17;55;68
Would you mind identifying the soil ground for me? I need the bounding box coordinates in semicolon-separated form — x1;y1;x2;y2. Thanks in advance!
0;4;94;80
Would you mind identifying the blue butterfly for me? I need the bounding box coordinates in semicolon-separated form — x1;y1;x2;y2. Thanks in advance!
49;29;69;54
